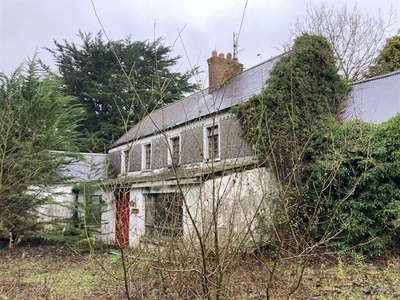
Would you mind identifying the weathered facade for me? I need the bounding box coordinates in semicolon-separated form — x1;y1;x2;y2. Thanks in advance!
100;52;282;247
36;152;108;230
99;53;400;247
48;52;399;248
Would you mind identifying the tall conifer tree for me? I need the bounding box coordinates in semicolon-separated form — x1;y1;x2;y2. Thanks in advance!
48;31;198;152
0;58;82;239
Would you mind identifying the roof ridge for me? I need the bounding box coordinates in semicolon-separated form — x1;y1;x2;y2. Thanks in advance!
351;70;400;86
149;51;287;113
110;53;284;149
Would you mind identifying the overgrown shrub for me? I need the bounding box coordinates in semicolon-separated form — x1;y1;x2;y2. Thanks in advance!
0;58;82;241
236;34;350;253
236;34;399;256
305;116;400;255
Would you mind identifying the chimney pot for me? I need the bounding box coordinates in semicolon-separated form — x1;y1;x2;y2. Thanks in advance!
207;50;244;94
233;57;238;62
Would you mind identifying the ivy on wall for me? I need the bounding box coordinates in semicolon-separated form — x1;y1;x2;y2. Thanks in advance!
236;34;399;256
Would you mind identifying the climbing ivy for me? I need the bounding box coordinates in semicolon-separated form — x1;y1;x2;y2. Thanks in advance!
236;34;399;256
237;34;349;187
305;117;400;255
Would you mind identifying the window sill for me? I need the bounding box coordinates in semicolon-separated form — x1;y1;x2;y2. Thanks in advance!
204;158;221;163
167;164;181;169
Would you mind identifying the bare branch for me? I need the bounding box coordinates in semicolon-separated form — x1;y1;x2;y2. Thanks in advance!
289;3;396;81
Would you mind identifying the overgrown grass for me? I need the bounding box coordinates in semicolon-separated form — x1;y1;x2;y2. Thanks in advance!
1;242;399;299
0;244;121;299
300;257;400;300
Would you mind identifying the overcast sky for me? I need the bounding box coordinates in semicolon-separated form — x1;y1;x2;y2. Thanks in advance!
1;0;399;87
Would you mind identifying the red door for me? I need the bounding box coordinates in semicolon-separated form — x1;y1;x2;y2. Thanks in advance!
115;190;130;246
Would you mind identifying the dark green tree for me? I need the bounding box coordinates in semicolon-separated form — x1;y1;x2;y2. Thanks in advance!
47;31;198;152
368;31;400;77
0;58;82;240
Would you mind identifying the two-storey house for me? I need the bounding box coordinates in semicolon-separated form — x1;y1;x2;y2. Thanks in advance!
95;53;400;248
100;51;281;247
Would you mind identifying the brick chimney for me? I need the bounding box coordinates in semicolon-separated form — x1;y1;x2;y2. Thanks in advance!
207;50;244;94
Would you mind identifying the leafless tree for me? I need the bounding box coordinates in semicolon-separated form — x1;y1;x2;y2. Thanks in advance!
289;3;396;81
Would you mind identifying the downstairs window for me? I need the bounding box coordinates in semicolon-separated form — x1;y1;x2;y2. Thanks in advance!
145;193;183;237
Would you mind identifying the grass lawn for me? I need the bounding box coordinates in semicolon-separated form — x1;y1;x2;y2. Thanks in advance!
0;240;399;299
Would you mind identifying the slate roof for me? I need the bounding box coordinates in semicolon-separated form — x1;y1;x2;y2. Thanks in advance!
111;54;283;148
344;70;400;123
112;53;400;149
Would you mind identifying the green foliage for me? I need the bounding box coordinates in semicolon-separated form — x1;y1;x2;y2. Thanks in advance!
47;31;198;152
237;34;399;256
0;57;82;239
366;115;400;251
306;117;400;255
70;183;106;236
368;31;400;77
236;34;349;187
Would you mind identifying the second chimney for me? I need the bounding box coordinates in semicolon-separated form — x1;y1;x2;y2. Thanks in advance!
207;51;244;94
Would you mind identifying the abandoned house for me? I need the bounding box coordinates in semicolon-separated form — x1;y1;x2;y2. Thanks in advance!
40;51;399;248
100;51;281;247
96;53;400;247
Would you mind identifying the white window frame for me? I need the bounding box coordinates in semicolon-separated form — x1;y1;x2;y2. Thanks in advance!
168;135;181;167
121;148;130;174
142;143;152;170
203;121;220;161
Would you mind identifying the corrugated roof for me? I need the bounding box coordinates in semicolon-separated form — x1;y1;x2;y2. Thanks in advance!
344;70;400;123
57;152;108;182
111;54;282;148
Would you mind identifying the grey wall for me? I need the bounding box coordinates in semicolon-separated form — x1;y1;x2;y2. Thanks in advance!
108;151;121;177
110;116;254;175
129;144;142;172
151;136;168;169
181;125;203;165
220;116;253;160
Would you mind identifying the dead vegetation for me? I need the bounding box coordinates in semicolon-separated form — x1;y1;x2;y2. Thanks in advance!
1;241;399;300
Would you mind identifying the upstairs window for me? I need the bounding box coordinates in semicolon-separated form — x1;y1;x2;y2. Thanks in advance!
207;125;219;160
145;193;183;237
169;136;180;166
143;143;151;170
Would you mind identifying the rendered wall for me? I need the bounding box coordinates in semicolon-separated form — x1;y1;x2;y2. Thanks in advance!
187;167;278;248
99;167;277;248
35;185;76;226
